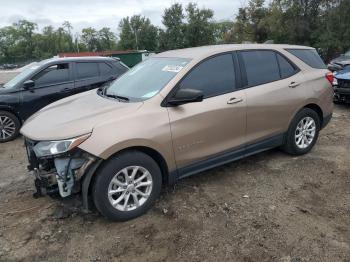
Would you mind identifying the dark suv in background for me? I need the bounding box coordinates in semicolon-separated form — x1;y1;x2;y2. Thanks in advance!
0;57;128;142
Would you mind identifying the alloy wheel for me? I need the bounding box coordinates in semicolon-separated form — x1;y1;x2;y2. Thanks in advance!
295;117;316;149
108;166;153;212
0;115;16;140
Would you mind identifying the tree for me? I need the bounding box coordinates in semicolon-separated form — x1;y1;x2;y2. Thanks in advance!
184;3;215;47
118;15;158;51
81;27;100;51
213;21;235;44
159;3;186;50
98;27;117;50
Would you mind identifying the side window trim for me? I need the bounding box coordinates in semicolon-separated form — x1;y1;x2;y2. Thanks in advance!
163;51;242;106
237;49;300;89
31;62;73;88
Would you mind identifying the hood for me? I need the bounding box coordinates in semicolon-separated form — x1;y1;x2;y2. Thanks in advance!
20;90;143;141
335;69;350;80
331;56;350;65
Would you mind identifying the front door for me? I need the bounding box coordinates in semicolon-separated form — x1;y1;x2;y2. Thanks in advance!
19;62;74;120
167;53;247;171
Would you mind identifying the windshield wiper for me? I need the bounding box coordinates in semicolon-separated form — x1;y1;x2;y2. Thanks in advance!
105;93;130;102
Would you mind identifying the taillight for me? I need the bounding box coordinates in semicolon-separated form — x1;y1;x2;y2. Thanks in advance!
326;72;334;84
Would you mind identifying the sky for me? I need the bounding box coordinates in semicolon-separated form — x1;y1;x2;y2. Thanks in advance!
0;0;245;34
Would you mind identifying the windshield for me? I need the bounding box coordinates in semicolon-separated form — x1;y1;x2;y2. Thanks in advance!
3;63;40;89
104;57;190;101
345;51;350;57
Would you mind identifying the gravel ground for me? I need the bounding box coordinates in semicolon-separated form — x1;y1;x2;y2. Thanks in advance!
0;104;350;262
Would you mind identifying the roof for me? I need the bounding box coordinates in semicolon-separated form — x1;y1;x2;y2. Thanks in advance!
58;50;149;58
155;44;314;59
42;56;118;63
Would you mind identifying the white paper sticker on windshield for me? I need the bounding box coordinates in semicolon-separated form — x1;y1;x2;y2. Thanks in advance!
162;65;184;73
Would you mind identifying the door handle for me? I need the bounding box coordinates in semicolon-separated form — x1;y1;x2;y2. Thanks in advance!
289;82;300;88
227;97;243;104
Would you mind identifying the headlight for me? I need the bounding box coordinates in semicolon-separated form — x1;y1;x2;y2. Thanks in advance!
33;134;90;157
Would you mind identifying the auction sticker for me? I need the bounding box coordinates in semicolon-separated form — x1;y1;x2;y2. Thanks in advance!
162;65;184;73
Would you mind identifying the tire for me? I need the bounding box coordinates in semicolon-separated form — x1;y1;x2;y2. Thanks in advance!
282;108;321;155
92;150;162;221
0;110;21;143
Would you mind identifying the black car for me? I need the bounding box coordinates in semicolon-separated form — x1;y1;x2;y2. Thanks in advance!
327;50;350;71
0;56;128;142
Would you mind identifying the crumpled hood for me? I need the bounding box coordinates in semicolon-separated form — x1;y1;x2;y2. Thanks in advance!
20;90;143;141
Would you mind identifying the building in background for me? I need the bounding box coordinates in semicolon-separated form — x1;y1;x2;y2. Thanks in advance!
58;50;154;67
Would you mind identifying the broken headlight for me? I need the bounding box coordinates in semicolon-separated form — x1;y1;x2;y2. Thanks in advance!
33;134;90;158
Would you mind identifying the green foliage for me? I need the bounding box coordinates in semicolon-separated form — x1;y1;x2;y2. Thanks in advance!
159;3;186;50
0;0;349;64
184;3;215;47
118;15;158;51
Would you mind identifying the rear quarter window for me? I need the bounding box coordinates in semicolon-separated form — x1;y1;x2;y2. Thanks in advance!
286;49;326;69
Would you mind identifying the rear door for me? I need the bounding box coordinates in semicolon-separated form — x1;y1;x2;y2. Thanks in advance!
239;50;305;145
74;62;105;93
19;62;74;119
167;53;247;170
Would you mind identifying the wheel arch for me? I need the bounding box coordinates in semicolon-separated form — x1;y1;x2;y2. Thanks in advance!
112;146;170;185
288;103;324;131
82;145;173;211
0;106;22;124
302;103;324;126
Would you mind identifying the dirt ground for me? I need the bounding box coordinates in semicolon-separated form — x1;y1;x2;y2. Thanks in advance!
1;104;350;262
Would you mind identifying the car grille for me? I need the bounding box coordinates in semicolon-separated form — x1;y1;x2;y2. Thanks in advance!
338;79;350;88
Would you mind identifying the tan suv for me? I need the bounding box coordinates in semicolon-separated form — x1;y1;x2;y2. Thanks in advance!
21;44;333;221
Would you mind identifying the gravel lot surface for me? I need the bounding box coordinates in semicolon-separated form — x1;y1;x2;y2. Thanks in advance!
0;104;350;262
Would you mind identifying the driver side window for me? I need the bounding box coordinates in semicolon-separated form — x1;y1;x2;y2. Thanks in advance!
32;63;70;87
178;53;236;98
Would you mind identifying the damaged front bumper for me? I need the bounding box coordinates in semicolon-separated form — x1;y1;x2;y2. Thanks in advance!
25;138;99;200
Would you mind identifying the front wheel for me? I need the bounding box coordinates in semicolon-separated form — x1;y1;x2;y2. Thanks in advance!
92;151;162;221
0;110;21;143
282;108;321;155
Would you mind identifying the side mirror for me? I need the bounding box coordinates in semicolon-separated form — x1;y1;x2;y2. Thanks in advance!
167;89;204;106
23;80;35;90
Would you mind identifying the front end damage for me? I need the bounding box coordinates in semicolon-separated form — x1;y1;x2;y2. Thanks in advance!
25;138;100;205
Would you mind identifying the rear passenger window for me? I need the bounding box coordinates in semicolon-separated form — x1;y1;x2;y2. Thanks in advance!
179;53;236;98
241;50;280;86
76;63;99;79
286;49;326;69
277;54;297;78
99;63;112;76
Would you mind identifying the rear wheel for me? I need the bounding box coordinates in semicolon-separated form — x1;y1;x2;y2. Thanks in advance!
282;108;320;155
92;151;162;221
0;111;20;143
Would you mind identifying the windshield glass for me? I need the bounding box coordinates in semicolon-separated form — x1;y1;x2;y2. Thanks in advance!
3;63;40;89
345;51;350;57
104;57;190;101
